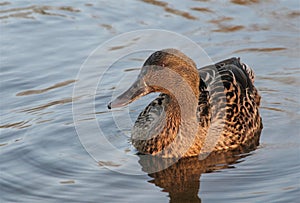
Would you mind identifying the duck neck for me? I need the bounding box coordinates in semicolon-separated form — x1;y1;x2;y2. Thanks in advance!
134;67;201;157
143;87;200;158
160;88;200;157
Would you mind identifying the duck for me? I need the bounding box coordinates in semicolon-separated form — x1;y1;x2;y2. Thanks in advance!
108;49;262;158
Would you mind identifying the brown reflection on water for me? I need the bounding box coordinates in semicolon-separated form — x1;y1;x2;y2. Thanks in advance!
0;120;31;129
16;80;76;96
99;23;116;33
230;0;260;5
260;106;285;113
36;119;54;124
3;95;77;128
208;17;233;24
141;0;198;20
190;7;214;13
208;16;244;33
234;47;287;53
129;57;145;62
213;25;244;32
164;7;198;20
269;67;300;76
139;144;259;203
11;79;79;126
287;11;300;18
98;160;121;167
257;67;300;87
109;41;138;51
123;67;141;72
108;37;141;51
59;180;75;184
248;24;270;31
258;76;300;86
20;97;73;113
0;138;22;148
258;87;279;93
109;44;132;51
0;4;80;20
0;2;10;6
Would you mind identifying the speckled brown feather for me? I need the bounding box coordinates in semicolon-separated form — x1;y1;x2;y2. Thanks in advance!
198;58;262;151
129;49;262;157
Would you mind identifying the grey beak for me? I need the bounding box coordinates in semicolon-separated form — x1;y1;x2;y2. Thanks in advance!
108;78;152;109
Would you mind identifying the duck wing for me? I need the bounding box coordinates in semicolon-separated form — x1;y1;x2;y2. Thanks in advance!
199;57;260;107
199;57;254;92
132;94;167;141
198;57;262;147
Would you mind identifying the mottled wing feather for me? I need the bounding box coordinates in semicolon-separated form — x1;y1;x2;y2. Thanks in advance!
198;58;262;149
132;94;167;141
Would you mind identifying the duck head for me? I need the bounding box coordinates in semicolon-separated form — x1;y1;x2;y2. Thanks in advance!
108;49;200;109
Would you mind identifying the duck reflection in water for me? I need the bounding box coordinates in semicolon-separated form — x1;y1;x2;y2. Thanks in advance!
138;144;259;203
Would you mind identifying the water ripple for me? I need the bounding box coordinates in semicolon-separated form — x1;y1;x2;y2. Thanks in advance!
0;120;32;129
190;7;214;13
19;97;73;113
213;25;244;33
141;0;198;20
230;0;260;5
16;80;76;96
234;47;287;53
0;4;80;20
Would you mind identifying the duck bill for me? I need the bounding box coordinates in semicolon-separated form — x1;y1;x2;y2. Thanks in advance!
108;79;151;109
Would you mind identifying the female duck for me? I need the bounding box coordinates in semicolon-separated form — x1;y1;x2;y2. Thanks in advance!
108;49;262;158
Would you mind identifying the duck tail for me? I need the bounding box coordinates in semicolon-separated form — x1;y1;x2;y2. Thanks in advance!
237;58;261;106
238;58;255;84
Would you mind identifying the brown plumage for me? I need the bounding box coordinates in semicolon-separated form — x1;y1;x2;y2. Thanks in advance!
108;49;263;158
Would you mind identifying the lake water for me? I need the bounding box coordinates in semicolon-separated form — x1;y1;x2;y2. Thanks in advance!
1;0;299;202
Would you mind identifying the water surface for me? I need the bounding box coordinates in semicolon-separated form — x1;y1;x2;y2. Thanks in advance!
1;0;299;202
